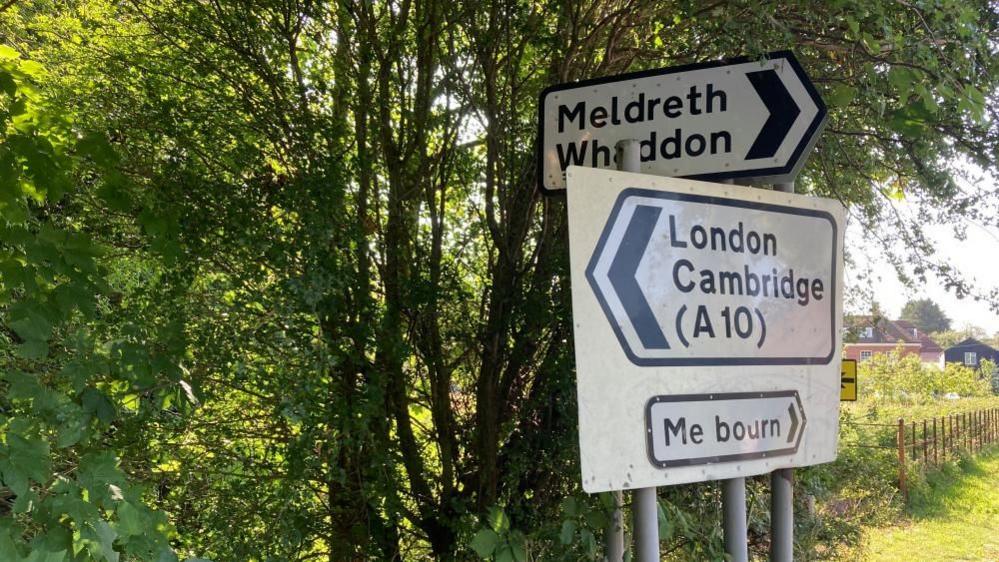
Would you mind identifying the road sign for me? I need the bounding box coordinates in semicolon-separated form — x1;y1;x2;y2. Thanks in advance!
646;391;805;468
586;181;837;366
566;166;844;492
840;359;857;401
539;51;826;193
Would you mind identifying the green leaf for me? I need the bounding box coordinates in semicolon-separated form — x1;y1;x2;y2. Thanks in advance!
887;67;919;95
584;508;608;529
0;71;15;97
4;371;42;401
77;452;125;501
561;497;581;517
8;305;53;342
116;502;144;537
827;85;857;108
559;520;576;544
494;546;514;562
82;388;116;425
470;529;499;558
488;507;510;533
94;521;119;562
508;531;526;562
0;526;24;562
1;432;50;493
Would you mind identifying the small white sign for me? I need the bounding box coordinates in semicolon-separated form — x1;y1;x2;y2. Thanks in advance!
539;51;825;192
646;391;805;468
566;166;844;492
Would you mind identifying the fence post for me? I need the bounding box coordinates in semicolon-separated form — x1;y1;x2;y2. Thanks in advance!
979;410;983;451
977;411;981;452
944;416;949;457
897;418;907;502
910;421;916;461
933;418;938;466
922;419;928;464
964;413;968;451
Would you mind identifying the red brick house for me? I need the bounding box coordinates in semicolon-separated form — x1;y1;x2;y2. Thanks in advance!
843;316;944;367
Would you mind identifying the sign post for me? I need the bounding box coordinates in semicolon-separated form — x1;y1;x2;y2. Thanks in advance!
566;166;842;557
539;51;826;193
770;180;796;562
553;51;833;562
615;139;660;562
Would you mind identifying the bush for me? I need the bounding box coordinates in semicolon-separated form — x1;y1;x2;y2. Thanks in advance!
860;348;992;401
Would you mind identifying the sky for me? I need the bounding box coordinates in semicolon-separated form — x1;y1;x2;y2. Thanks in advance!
845;194;999;334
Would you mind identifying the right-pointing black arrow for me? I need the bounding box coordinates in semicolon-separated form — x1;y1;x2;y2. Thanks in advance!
745;69;800;160
608;205;669;350
786;403;799;444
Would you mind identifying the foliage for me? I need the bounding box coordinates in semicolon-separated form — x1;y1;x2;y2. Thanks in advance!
0;47;189;561
900;298;950;333
0;0;997;560
859;348;992;400
850;449;999;561
930;326;999;349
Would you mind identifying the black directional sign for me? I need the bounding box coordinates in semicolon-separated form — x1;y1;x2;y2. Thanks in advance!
538;50;826;192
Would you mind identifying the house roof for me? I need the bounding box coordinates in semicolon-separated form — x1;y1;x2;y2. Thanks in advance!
845;315;919;344
843;315;943;355
946;338;998;352
892;319;942;352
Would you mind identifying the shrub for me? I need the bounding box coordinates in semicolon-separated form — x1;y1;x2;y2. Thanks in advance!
859;348;992;401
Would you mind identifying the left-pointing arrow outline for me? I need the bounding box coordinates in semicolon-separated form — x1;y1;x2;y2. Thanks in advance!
606;205;670;350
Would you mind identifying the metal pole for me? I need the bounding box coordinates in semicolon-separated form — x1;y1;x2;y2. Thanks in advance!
768;180;795;562
710;175;751;562
615;139;660;562
605;491;624;562
633;487;660;562
723;478;749;562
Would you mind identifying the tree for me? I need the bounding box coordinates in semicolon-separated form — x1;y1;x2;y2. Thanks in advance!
1;0;999;560
901;298;952;332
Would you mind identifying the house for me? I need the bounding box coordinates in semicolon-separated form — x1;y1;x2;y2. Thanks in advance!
843;316;944;367
892;319;944;365
943;338;999;368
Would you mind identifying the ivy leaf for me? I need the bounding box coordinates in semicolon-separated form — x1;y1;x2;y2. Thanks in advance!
559;520;575;544
470;529;499;558
488;507;510;533
494;545;514;562
509;531;527;562
561;497;581;517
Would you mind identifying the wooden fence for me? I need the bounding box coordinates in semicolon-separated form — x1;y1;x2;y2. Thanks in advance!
840;407;999;501
895;407;999;499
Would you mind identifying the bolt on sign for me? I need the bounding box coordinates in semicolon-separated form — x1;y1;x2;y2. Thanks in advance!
566;166;845;492
840;359;857;402
538;51;826;193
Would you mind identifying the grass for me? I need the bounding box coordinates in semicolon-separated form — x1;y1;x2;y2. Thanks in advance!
851;448;999;561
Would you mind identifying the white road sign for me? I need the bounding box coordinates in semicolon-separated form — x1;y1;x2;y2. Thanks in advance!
539;51;826;192
646;391;805;468
566;166;844;492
